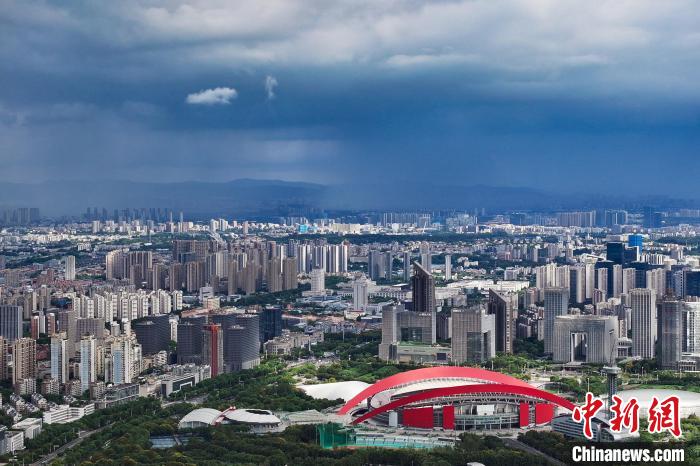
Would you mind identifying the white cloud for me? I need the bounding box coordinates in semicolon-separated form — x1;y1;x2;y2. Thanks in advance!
3;1;700;98
265;75;278;99
185;87;237;105
384;53;478;68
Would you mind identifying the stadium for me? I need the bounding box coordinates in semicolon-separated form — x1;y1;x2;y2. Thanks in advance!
304;367;577;431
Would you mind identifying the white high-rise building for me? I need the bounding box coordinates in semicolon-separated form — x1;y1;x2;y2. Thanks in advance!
544;287;569;355
50;334;68;385
64;255;76;281
352;275;369;311
444;255;452;281
79;336;97;393
685;302;700;353
310;268;325;294
630;288;657;359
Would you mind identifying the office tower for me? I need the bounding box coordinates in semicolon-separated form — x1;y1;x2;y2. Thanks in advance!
403;251;411;282
436;311;451;340
12;338;36;387
63;255;76;281
411;262;435;314
310;268;325;294
378;305;399;361
282;257;298;291
552;315;618;364
133;315;171;355
444;254;452;281
201;324;224;377
50;334;69;385
0;306;22;342
224;314;260;372
569;265;586;304
630;288;656;359
684;270;700;298
177;317;205;364
352;275;369;311
544;287;569;355
383;251;393;280
79;336;97;393
628;234;643;251
606;242;637;266
487;289;517;354
451;306;495;364
261;308;283;342
379;302;437;360
367;250;386;281
659;300;683;370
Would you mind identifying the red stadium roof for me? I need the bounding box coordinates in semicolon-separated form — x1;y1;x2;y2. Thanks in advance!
338;366;532;415
351;383;577;425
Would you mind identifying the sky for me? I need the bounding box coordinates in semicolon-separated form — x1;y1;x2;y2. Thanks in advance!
1;0;699;197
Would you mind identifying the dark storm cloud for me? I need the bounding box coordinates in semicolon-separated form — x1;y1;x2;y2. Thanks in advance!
1;0;699;196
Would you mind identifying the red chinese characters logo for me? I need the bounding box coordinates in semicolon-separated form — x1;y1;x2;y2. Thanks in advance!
572;392;604;439
573;392;683;439
609;395;639;433
648;395;682;438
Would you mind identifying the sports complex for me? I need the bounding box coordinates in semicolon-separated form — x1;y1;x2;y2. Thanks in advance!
320;366;576;431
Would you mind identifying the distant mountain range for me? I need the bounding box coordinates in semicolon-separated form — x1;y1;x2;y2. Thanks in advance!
0;179;693;217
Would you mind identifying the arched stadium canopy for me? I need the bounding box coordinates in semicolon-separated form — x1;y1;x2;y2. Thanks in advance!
351;383;577;425
338;366;532;415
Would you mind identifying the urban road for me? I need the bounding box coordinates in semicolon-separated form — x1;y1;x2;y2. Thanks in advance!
502;438;568;466
30;424;110;466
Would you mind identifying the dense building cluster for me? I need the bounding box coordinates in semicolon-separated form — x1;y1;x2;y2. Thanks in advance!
1;206;700;451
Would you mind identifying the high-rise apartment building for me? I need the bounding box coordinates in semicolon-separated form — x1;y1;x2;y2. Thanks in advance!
63;255;76;281
50;333;69;385
79;336;97;393
0;305;22;343
630;288;657;359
